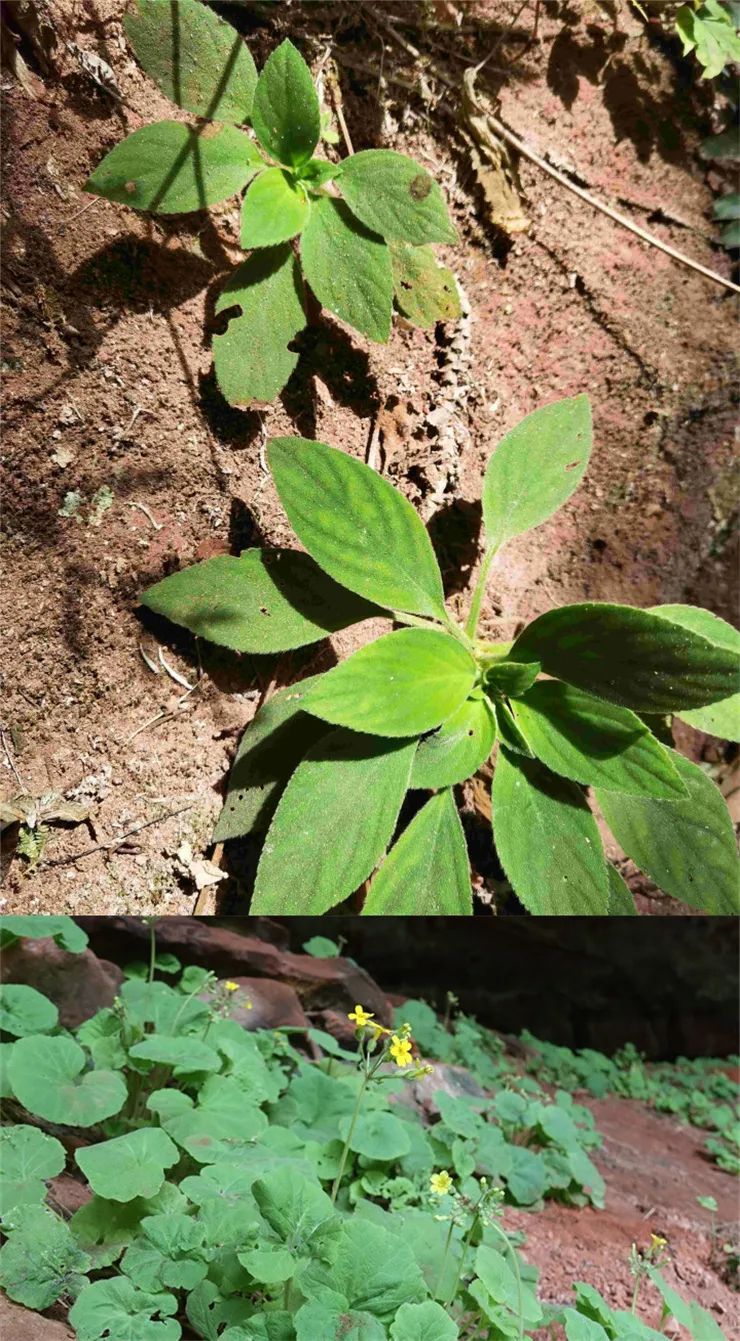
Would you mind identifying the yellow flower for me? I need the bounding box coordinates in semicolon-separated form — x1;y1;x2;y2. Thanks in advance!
389;1034;414;1067
430;1170;453;1195
224;981;239;992
348;1005;374;1028
650;1234;667;1249
370;1022;392;1040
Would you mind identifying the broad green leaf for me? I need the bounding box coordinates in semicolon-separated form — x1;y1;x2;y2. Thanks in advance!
720;219;740;247
675;1;740;78
474;1245;526;1316
363;789;472;914
300;1218;427;1317
596;751;739;913
268;435;446;618
0;982;58;1036
0;914;87;952
121;1213;207;1292
390;242;461;326
296;1304;386;1341
435;1091;483;1138
505;1146;548;1204
252;1167;341;1266
645;1265;728;1341
607;865;638;914
482;396;592;549
214;676;326;840
8;1035;127;1127
70;1185;186;1270
69;1278;181;1341
411;696;495;788
76;1128;180;1202
339;1111;411;1160
714;192;740;220
390;1301;459;1340
303;935;341;957
301;195;393;341
186;1281;255;1341
301;157;340;186
240;168;310;247
649;605;740;740
494;701;534;756
511;682;687;798
339;149;456;244
128;1035;222;1072
484;660;540;698
511;602;738;713
0;1125;65;1219
213;247;307;406
0;1207;90;1310
125;0;258;123
251;38;320;167
303;628;476;736
239;1243;295;1284
86;121;261;213
163;1101;267;1164
141;548;376;654
251;729;416;914
492;749;610;914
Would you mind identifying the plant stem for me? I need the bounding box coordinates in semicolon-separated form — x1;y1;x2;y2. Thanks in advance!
445;1193;485;1309
488;1219;524;1341
434;1219;455;1300
465;545;499;640
330;1072;368;1204
147;919;157;984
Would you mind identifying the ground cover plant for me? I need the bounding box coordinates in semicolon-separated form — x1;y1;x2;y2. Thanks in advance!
142;394;740;916
0;917;732;1341
84;0;460;408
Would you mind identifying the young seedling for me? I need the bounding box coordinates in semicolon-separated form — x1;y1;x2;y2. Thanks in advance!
141;393;740;917
85;0;459;407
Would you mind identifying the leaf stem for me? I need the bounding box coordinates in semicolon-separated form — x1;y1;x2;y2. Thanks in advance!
434;1218;455;1300
330;1071;368;1204
465;545;500;641
488;1218;524;1341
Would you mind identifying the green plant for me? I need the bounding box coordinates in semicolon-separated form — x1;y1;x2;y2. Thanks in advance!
85;0;459;408
141;394;740;916
676;2;740;79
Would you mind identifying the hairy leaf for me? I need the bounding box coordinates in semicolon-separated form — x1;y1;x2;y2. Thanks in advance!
69;1278;181;1341
484;660;540;698
76;1129;180;1203
0;1125;66;1220
86;121;260;213
141;548;376;654
363;789;472;914
492;749;610;914
268;436;446;618
511;602;738;713
251;39;320;167
300;1218;427;1317
596;752;739;913
0;1207;90;1310
606;865;637;915
494;701;534;756
339;149;457;244
301;195;393;341
511;682;687;798
213;247;307;406
482;396;592;549
649;604;740;740
411;696;496;788
240;168;310;248
125;0;258;123
251;729;416;914
296;1303;386;1341
390;1300;459;1340
8;1036;127;1127
390;242;461;327
213;677;326;840
304;628;476;737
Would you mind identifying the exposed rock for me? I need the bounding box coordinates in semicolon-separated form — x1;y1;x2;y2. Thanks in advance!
77;918;391;1025
209;977;307;1032
0;938;122;1028
0;1295;74;1340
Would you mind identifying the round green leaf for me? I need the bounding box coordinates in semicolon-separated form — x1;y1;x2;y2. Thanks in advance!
69;1277;181;1341
141;548;376;655
390;241;461;327
511;682;688;798
650;604;740;741
363;789;472;915
297;1303;387;1341
303;628;477;737
339;149;457;244
301;195;393;342
482;396;592;549
0;1125;66;1219
76;1128;180;1203
128;1036;222;1072
411;696;495;788
339;1111;411;1161
125;0;258;123
0;982;58;1036
86;121;261;214
8;1036;127;1127
240;168;310;248
268;436;446;620
0;915;87;952
390;1300;460;1340
492;749;610;914
251;38;320;167
213;247;307;407
0;1207;91;1311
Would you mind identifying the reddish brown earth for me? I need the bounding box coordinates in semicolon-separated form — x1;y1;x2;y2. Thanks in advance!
1;1;737;911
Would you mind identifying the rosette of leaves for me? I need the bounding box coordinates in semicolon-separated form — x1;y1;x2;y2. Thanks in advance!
141;393;740;916
84;0;459;408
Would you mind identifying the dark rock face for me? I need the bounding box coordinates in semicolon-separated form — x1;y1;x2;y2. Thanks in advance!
0;939;122;1029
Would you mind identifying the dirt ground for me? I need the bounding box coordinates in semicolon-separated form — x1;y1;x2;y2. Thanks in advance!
1;1;738;912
